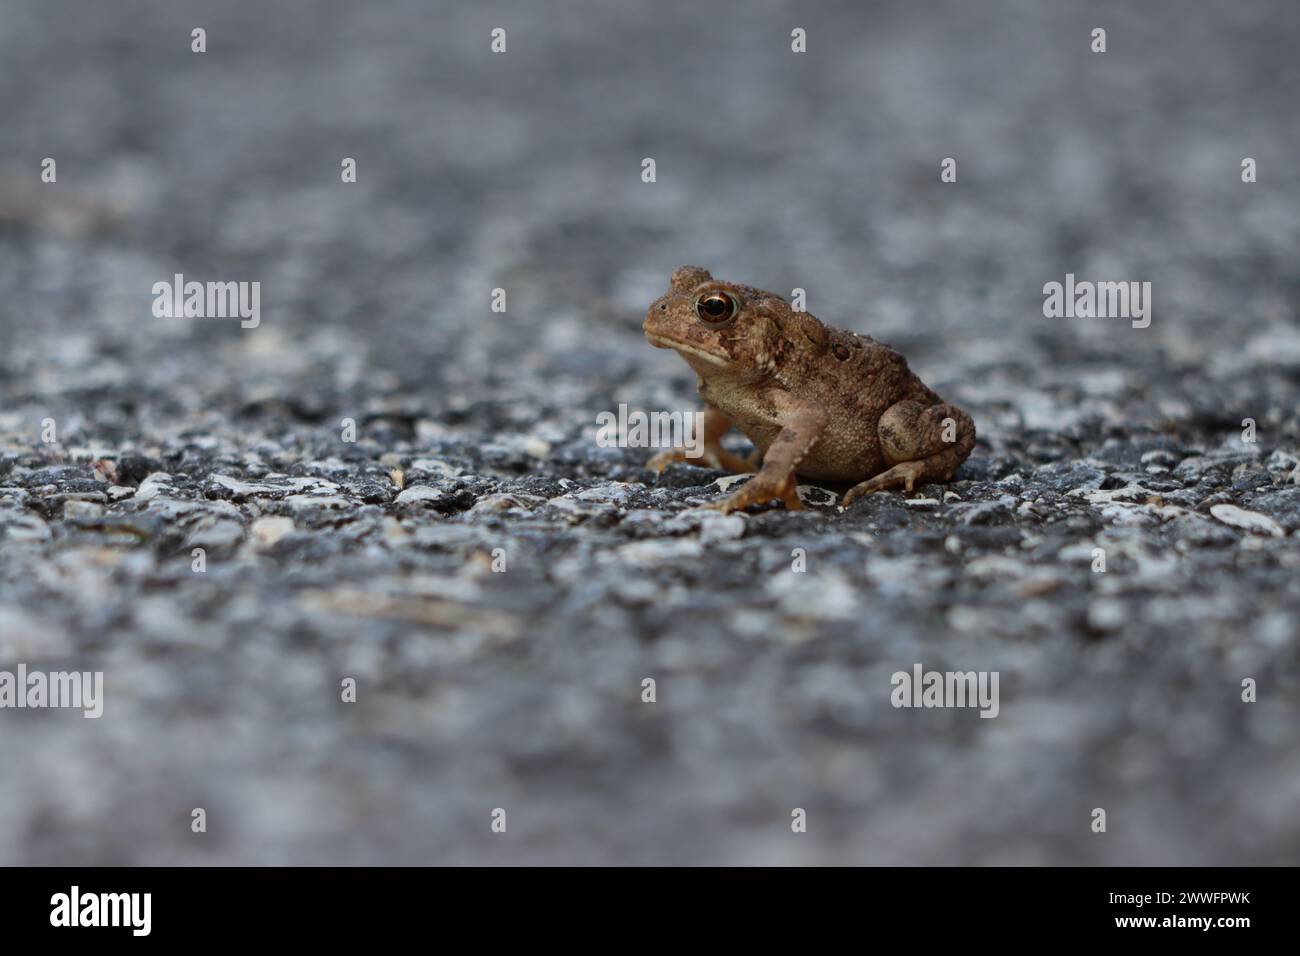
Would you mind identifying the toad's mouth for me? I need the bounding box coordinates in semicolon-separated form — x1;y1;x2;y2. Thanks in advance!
644;333;729;366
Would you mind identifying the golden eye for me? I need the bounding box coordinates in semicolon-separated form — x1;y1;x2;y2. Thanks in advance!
695;292;738;327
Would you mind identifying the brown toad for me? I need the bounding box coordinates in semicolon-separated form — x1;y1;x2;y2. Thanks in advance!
643;265;975;513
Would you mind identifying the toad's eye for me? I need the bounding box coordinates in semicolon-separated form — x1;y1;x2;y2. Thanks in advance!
695;292;739;327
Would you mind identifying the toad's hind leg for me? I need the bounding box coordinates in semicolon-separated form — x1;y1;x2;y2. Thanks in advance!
842;400;975;505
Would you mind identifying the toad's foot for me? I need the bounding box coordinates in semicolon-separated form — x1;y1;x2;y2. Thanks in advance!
647;448;687;474
841;460;929;506
708;472;802;513
647;446;756;475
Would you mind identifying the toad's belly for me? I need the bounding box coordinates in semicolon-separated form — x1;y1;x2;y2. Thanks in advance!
730;410;887;485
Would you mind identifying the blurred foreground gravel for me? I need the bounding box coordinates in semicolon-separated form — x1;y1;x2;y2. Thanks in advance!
1;0;1298;864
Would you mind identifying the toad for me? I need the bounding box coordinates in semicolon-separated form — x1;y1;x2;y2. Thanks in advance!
643;266;975;512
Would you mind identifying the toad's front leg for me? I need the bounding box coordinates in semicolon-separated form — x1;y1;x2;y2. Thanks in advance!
647;403;758;475
709;394;827;513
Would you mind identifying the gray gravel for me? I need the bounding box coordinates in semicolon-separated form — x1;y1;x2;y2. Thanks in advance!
1;0;1299;865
